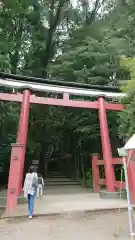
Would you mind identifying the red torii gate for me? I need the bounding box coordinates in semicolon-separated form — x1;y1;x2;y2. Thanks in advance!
0;73;133;212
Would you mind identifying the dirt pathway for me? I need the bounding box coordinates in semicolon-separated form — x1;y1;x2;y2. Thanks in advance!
0;211;131;239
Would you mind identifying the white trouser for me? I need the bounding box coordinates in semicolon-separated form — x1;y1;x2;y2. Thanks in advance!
37;184;43;197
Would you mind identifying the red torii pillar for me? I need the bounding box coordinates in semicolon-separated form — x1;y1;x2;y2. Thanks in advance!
6;89;31;212
127;151;135;204
98;96;115;192
91;154;100;192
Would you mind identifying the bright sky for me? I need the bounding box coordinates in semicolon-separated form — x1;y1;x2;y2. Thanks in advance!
71;0;77;7
71;0;92;8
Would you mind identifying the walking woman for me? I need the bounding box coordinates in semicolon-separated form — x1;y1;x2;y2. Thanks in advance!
37;173;44;198
23;165;38;219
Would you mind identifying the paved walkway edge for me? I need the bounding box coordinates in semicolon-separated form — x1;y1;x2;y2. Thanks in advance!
0;206;131;219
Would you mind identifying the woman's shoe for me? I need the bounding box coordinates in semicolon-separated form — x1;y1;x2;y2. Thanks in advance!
29;216;32;219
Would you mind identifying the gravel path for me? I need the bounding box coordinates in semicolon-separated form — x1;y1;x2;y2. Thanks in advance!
0;211;131;239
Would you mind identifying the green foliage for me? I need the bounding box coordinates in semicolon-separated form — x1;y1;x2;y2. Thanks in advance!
86;168;92;180
48;29;127;85
119;57;135;140
85;169;93;188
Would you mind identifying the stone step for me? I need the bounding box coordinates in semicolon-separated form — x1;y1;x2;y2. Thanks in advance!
0;207;5;216
0;197;6;207
0;196;27;207
47;172;62;175
44;178;75;182
45;176;68;179
45;182;80;186
99;190;127;200
47;174;66;178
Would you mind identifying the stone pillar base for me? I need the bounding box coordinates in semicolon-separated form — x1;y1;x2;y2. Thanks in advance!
99;190;127;199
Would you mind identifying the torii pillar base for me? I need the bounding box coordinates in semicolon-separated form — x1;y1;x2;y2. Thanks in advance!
99;191;121;199
127;161;135;204
6;143;24;213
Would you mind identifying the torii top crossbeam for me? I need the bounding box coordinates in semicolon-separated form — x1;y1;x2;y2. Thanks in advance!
0;72;125;99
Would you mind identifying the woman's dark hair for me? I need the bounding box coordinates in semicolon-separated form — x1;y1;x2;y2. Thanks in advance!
28;165;36;173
